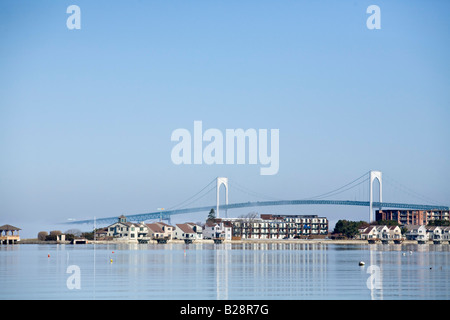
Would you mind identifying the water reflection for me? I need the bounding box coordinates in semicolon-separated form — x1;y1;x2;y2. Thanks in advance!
365;243;450;300
1;242;449;299
210;242;329;299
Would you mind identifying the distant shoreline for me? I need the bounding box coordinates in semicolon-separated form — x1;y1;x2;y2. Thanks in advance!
15;238;445;245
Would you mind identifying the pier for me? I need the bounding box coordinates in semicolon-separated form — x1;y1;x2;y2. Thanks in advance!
0;225;21;244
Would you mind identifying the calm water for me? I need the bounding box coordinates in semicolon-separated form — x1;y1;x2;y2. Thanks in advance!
1;242;449;300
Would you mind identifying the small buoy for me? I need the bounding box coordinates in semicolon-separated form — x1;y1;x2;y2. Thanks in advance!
359;261;365;266
110;259;113;263
48;254;50;258
409;251;412;255
402;253;406;256
112;251;115;254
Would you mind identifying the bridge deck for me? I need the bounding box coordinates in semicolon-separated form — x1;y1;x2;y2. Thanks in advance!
66;200;449;225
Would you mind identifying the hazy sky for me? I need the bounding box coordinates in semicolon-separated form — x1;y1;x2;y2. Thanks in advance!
1;0;449;238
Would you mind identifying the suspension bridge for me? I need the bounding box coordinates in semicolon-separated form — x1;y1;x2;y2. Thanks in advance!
65;170;448;226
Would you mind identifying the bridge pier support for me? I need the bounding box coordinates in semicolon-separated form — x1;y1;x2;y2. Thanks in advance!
216;177;229;218
369;171;382;223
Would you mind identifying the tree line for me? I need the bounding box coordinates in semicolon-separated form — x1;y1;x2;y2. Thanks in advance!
37;229;95;241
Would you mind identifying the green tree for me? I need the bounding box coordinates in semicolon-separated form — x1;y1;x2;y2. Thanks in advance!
333;220;368;239
427;220;450;227
372;220;400;226
207;208;216;221
400;226;408;235
82;231;94;240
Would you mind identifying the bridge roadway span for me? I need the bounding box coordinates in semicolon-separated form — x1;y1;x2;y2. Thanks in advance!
67;200;449;225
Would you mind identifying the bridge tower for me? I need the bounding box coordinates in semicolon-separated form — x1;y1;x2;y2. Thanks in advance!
216;177;229;218
369;170;382;222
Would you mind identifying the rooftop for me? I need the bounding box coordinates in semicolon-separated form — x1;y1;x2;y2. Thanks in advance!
0;224;21;231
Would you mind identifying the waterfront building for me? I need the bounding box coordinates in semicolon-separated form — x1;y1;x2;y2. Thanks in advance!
375;225;390;240
154;222;175;239
357;225;402;240
426;226;443;241
376;209;449;226
174;223;203;240
103;216;176;241
146;223;165;239
145;222;175;239
106;215;149;241
0;225;21;244
405;225;428;241
378;225;402;240
95;228;109;239
359;226;378;240
203;220;232;240
442;227;450;241
387;226;402;240
215;214;328;240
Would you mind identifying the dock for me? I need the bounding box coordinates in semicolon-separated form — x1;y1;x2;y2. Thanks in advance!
72;238;88;244
156;238;169;244
0;225;21;244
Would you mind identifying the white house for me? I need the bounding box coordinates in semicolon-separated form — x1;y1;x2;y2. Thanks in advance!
442;227;450;241
359;225;403;240
359;226;378;240
203;221;232;240
156;222;175;239
175;223;203;240
387;226;402;239
376;225;390;240
405;225;428;241
106;215;149;242
146;223;165;239
377;225;403;240
426;226;443;241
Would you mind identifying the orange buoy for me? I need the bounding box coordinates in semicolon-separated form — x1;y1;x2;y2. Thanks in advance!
48;254;50;258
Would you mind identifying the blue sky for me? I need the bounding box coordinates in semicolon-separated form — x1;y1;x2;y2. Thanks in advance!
1;0;449;237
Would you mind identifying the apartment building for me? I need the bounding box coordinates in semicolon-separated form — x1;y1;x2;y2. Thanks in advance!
218;214;328;240
375;209;449;226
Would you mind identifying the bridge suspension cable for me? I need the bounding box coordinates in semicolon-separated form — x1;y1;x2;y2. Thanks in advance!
383;173;445;206
306;171;370;200
227;178;282;201
313;177;369;200
167;178;216;210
